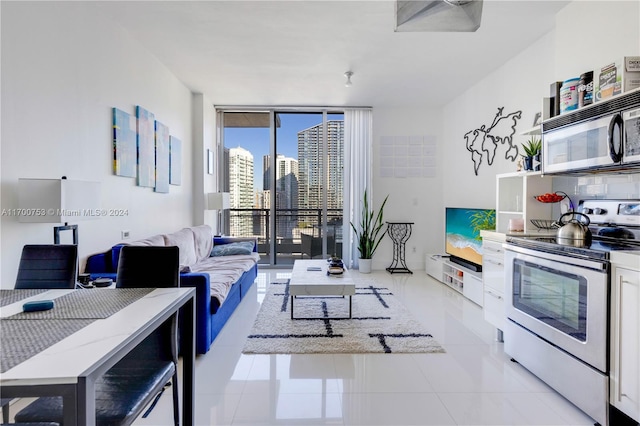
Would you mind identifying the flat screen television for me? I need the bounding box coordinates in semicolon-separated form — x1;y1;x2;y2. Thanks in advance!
445;207;496;272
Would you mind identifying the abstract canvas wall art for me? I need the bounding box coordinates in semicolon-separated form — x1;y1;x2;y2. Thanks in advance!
112;108;136;177
170;136;182;185
136;106;155;187
154;121;170;193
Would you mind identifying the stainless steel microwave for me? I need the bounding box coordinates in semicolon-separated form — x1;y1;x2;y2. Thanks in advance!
542;88;640;174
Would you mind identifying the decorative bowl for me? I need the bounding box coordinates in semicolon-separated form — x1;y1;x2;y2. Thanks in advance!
533;192;566;203
530;219;560;230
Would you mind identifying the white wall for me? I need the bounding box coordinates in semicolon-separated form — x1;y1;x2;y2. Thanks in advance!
441;0;640;224
373;0;639;272
554;1;640;80
371;107;444;271
192;93;219;231
0;2;196;287
442;30;557;205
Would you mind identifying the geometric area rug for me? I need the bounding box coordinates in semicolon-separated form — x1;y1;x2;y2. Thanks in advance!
242;280;445;355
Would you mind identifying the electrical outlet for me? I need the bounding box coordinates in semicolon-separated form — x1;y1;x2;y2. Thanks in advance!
412;246;416;253
121;230;130;239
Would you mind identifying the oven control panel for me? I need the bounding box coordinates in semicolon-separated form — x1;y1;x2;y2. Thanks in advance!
578;199;640;226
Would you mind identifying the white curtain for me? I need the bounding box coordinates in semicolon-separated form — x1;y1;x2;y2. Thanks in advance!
343;108;373;269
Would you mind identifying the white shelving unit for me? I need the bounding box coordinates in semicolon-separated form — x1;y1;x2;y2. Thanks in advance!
496;171;554;234
442;261;465;292
426;255;483;306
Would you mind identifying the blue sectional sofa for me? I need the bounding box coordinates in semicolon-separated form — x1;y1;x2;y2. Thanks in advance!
85;225;258;355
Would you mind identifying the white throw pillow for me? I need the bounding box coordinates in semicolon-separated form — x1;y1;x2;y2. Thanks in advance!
190;225;213;263
163;228;197;269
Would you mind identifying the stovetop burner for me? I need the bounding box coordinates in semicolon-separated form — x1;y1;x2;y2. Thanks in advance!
506;234;640;261
507;198;640;261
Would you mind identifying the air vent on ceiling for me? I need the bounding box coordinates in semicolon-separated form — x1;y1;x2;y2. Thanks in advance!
395;0;483;32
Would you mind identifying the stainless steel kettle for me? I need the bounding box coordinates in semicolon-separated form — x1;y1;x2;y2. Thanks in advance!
556;212;592;246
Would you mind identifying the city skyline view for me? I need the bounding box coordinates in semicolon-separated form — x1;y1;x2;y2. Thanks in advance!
224;115;344;242
223;112;343;191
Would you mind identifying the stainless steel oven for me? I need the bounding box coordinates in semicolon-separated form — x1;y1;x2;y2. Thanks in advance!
504;199;640;426
504;243;610;426
505;245;608;371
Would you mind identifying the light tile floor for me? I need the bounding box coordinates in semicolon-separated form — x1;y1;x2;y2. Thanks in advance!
135;269;595;426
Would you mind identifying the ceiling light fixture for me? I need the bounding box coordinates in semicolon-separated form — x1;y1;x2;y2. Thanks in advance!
344;71;353;87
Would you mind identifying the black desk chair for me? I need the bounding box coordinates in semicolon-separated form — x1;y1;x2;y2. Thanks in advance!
114;246;180;425
15;245;78;289
14;246;181;426
1;399;10;424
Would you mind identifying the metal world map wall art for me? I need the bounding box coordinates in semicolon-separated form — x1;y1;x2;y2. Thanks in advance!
463;107;522;175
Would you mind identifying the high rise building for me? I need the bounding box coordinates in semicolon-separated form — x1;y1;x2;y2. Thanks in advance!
229;146;254;208
263;154;299;238
297;120;344;211
228;146;254;236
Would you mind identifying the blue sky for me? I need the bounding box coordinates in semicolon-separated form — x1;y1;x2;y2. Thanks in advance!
224;113;343;190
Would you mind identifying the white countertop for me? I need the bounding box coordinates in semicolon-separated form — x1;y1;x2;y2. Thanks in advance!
610;251;640;271
481;230;557;242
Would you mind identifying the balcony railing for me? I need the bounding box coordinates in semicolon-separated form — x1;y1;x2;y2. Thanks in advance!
225;208;343;264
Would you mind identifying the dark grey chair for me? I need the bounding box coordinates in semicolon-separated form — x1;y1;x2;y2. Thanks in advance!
115;246;180;289
14;246;180;426
14;245;78;289
114;246;180;425
1;398;10;424
301;232;336;259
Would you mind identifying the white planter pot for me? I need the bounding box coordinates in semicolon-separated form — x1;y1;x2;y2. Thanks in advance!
359;258;372;274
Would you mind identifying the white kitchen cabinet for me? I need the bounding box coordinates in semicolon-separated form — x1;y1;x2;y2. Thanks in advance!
463;273;483;307
496;171;554;234
481;232;506;341
610;263;640;422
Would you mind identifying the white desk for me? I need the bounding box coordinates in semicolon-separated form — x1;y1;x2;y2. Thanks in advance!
289;259;355;319
0;287;195;426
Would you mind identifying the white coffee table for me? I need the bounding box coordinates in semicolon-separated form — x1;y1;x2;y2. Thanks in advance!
289;259;356;319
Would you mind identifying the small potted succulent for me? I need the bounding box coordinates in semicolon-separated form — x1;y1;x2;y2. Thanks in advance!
521;137;541;171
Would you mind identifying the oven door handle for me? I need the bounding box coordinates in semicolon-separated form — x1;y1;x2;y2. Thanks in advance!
504;244;608;271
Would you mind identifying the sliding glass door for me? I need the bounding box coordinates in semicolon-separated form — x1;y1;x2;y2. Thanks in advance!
220;109;344;266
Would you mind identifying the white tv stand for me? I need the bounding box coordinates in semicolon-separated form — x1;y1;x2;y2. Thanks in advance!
426;254;483;306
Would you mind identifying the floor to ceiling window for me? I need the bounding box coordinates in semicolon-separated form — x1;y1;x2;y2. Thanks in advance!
219;109;344;266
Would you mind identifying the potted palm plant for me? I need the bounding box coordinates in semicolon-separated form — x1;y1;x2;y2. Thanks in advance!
521;137;541;171
350;189;389;273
